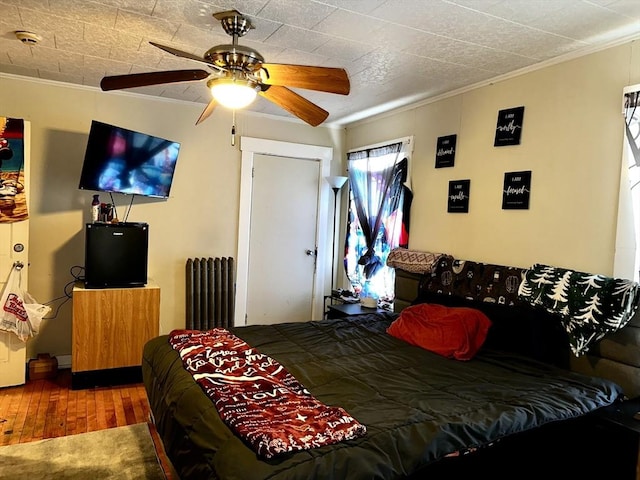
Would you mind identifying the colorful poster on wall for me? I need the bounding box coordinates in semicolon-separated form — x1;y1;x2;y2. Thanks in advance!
502;170;531;209
435;134;457;168
0;117;28;223
494;106;525;146
447;179;470;213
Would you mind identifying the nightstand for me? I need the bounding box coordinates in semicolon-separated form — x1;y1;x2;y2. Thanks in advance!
326;302;387;319
588;397;640;479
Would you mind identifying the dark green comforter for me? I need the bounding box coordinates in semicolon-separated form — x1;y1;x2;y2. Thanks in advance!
142;312;622;480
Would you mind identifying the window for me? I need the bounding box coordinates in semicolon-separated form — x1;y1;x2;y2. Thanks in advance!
344;139;413;304
615;87;640;281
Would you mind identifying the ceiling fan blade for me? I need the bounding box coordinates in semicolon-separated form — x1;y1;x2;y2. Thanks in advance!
260;64;350;95
150;42;219;69
260;85;329;126
100;70;209;91
196;99;218;125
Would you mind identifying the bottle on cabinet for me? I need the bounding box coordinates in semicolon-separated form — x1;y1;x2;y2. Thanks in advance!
91;194;100;222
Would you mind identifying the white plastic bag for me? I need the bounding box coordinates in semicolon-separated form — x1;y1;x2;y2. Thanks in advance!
24;291;49;335
0;266;50;342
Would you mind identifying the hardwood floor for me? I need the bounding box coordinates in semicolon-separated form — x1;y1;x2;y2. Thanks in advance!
0;368;150;445
1;368;179;478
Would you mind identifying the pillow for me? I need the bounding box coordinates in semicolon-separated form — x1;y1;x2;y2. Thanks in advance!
386;248;449;274
422;257;525;306
410;291;571;367
386;303;492;360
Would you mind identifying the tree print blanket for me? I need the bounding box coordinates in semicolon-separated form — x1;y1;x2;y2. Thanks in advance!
517;264;640;356
168;329;366;458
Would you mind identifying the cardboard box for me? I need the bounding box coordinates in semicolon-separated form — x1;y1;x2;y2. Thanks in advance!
28;353;58;380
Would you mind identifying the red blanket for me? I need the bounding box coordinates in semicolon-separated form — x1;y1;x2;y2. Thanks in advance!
169;329;366;458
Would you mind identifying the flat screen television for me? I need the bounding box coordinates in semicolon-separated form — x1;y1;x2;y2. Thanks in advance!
78;120;180;199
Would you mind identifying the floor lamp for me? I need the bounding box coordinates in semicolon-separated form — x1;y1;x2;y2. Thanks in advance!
326;176;348;296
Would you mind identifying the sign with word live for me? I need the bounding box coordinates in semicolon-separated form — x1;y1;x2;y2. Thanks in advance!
502;170;531;209
448;179;470;213
494;106;525;146
435;134;457;168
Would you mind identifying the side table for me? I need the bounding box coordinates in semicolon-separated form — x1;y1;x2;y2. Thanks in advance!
588;397;640;479
326;302;387;319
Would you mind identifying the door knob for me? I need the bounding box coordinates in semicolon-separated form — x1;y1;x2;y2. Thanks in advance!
305;249;317;257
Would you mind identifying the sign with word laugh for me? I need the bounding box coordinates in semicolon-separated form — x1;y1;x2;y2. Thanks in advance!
435;134;457;168
502;170;531;209
494;106;524;146
448;179;470;213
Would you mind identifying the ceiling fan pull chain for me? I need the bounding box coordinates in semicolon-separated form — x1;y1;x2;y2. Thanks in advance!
231;109;236;146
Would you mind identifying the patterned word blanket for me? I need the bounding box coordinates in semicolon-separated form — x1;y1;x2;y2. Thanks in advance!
169;329;366;458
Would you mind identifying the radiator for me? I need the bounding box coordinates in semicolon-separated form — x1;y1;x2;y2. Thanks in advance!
186;257;235;329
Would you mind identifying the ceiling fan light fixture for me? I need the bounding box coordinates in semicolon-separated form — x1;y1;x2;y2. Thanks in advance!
99;9;350;126
209;76;259;109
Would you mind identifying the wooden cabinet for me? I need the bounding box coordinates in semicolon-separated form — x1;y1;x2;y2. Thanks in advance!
72;281;159;386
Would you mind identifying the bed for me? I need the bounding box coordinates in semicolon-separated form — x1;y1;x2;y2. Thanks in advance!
142;256;640;479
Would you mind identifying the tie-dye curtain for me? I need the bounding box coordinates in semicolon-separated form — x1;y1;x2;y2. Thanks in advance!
344;142;412;304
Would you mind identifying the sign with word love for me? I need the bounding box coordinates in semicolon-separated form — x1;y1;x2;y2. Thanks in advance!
494;106;525;146
502;170;531;209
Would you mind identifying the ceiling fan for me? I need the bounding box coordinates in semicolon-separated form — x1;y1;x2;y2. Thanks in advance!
100;10;351;127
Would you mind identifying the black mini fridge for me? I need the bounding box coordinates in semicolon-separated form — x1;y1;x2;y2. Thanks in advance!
84;222;148;288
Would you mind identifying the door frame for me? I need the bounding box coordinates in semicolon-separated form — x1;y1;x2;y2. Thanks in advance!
236;136;333;326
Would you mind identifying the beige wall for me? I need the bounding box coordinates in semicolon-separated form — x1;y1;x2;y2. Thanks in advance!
346;40;640;276
0;76;343;359
4;38;640;361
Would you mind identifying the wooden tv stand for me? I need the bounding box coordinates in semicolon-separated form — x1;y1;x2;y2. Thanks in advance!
71;281;160;389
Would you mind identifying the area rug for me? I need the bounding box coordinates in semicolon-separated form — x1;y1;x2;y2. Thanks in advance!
0;423;170;479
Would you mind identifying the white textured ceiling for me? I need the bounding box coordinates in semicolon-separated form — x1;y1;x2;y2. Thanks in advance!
2;0;640;126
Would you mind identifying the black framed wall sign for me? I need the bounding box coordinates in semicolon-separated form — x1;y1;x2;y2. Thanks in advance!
494;106;525;146
448;179;470;213
502;170;531;209
435;134;457;168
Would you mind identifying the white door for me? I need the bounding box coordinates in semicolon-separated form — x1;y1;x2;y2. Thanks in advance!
0;118;30;388
0;232;28;388
246;154;320;324
236;137;333;326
